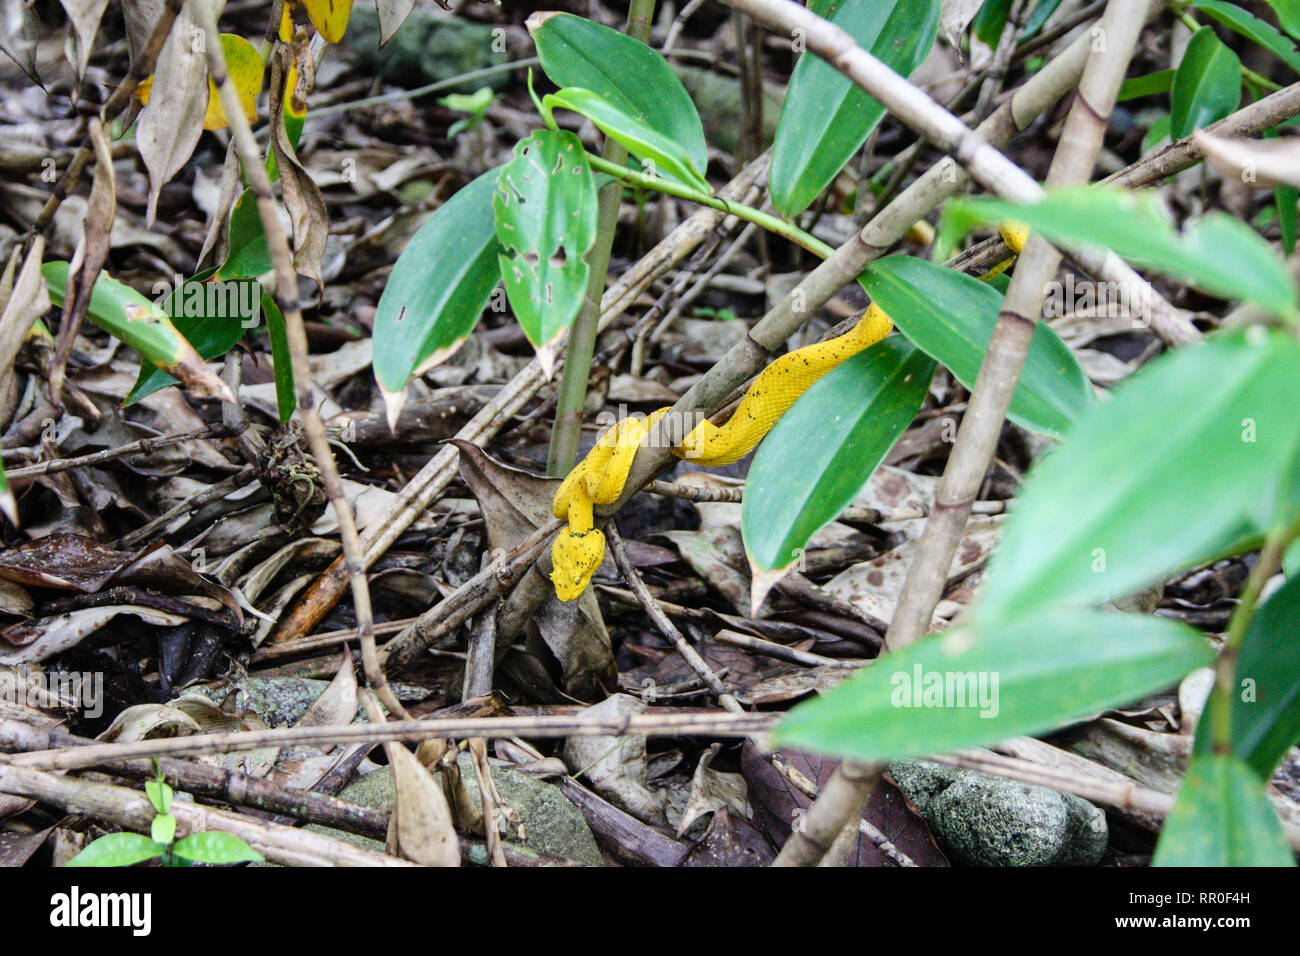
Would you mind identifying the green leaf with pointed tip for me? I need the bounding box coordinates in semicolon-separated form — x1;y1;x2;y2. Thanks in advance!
941;187;1300;321
542;88;710;193
776;607;1214;762
1022;0;1066;38
528;11;707;177
171;831;264;864
67;832;166;867
857;255;1095;438
976;329;1300;622
743;338;935;572
972;0;1012;46
1193;573;1300;780
1171;26;1242;139
372;168;502;399
1191;0;1300;74
151;812;176;846
1153;754;1293;866
493;129;598;353
262;291;295;422
770;0;940;217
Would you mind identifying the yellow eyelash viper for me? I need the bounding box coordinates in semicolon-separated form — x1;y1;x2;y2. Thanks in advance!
549;223;1029;601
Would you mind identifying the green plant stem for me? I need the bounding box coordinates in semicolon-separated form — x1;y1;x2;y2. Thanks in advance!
547;0;660;477
1206;510;1300;754
584;153;836;258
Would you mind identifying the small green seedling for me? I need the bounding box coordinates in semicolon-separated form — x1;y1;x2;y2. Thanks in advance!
67;762;263;867
439;87;496;138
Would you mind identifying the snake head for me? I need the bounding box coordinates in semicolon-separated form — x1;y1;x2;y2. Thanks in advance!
551;527;606;601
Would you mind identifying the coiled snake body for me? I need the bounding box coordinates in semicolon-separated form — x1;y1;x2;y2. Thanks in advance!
549;225;1028;601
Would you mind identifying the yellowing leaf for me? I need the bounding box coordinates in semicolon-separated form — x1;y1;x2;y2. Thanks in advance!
203;35;263;131
303;0;353;43
280;0;295;41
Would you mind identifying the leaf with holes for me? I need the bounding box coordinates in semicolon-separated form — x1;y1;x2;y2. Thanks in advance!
493;129;598;368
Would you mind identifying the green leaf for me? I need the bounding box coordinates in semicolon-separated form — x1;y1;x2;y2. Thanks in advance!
493;129;598;354
775;608;1214;761
1170;26;1242;139
1191;0;1300;74
528;11;707;177
67;832;165;867
262;292;295;423
542;87;710;192
1022;0;1066;38
770;0;940;217
145;777;173;814
743;338;935;572
1118;69;1176;101
1277;183;1298;256
976;329;1300;621
857;255;1096;438
215;189;272;280
1194;574;1300;779
972;0;1012;47
171;831;264;864
151;812;176;846
1268;0;1300;39
941;187;1300;320
41;262;216;374
125;269;251;406
1153;754;1293;866
372;168;501;403
1143;113;1172;153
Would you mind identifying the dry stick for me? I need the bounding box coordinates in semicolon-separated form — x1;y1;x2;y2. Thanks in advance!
192;5;405;723
5;424;235;480
973;0;1030;121
614;0;1169;511
4;712;777;772
548;0;658;476
115;465;257;550
34;0;185;234
775;0;1149;868
607;527;911;865
269;157;770;645
0;763;415;866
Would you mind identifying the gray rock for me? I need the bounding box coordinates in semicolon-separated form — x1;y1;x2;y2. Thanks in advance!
672;65;783;155
345;6;510;93
889;759;1108;866
335;756;604;866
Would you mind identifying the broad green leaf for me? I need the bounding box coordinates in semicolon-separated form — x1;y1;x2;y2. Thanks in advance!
1153;754;1293;866
770;0;940;217
976;329;1300;621
171;831;264;864
1194;574;1300;779
372;168;501;409
542;88;710;192
743;338;935;572
125;268;252;405
1286;537;1300;576
1277;183;1299;255
775;608;1214;761
1170;27;1242;139
941;187;1300;320
1268;0;1300;39
858;255;1095;437
493;129;598;357
1143;114;1171;153
67;832;165;867
216;189;272;280
1191;0;1300;74
528;11;707;176
145;778;173;814
42;262;216;377
1118;69;1176;101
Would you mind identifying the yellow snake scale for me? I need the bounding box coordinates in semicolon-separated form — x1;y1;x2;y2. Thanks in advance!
549;225;1029;600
